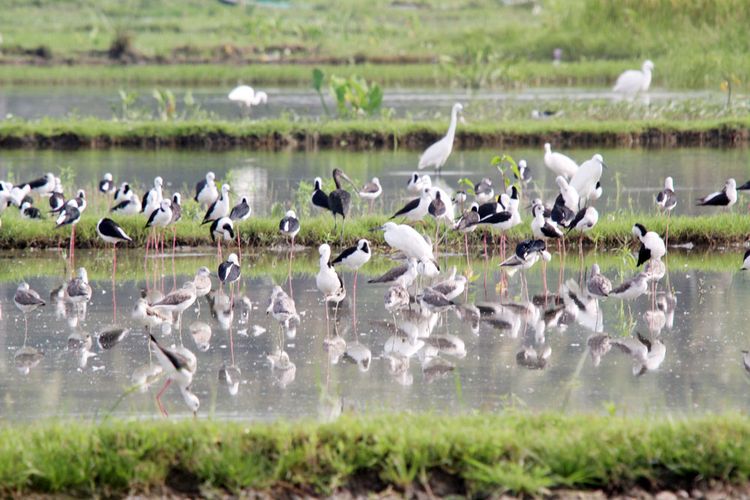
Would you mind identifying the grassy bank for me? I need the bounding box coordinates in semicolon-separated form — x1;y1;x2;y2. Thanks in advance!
1;209;748;251
1;414;750;496
1;116;749;150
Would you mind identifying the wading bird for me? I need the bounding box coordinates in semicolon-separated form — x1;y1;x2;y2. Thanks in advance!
543;143;578;179
327;168;359;235
359;177;382;213
96;218;133;272
149;334;199;417
613;60;654;98
697;178;736;210
279;209;300;247
202;184;231;225
655;176;677;245
14;282;45;335
418;102;463;172
209;216;235;260
632;223;666;267
195;172;219;207
228;85;268;115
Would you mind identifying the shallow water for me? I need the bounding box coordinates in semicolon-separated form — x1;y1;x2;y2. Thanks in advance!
1;247;749;421
0;85;724;121
1;147;748;217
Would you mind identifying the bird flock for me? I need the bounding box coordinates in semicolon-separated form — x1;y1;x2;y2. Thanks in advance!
5;94;750;416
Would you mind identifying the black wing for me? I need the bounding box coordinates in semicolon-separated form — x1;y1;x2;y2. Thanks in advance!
428;199;445;217
229;202;250;221
144;207;160;229
149;334;188;371
23;176;47;190
477;201;497;220
49;193;65;212
194;178;207;201
111;199;131;213
479;210;511;225
636;244;651;267
738;180;750;191
390;197;420;219
202;198;219;224
698;191;729;206
312;189;329;210
332;245;357;265
566;208;587;233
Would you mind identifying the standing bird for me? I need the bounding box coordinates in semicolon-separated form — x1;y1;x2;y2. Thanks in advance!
332;239;371;323
609;273;649;300
474;178;494;205
570;153;606;205
167;193;182;255
407;172;428;193
99;173;115;194
229;196;251;260
543;143;578;179
359;177;382;214
380;222;436;265
55;201;82;264
655;176;677;245
454;202;481;265
145;200;173;256
149;334;200;417
368;258;419;288
697;178;736;210
266;285;300;335
141;177;164;215
327;168;358;235
613;60;654;98
209;217;235;260
202;183;231;224
391;188;432;223
632;223;666;267
742;250;750;271
310;177;329;213
152;282;197;329
96;218;133;272
49;182;65;214
556;176;580;212
218;253;241;288
316;244;346;318
418;102;463;172
66;267;93;305
14;282;46;336
20;201;43;220
567;206;599;255
587;264;612;298
21;172;56;196
195;172;219;207
228;85;268;115
516;160;532;184
279;210;300;247
428;190;447;254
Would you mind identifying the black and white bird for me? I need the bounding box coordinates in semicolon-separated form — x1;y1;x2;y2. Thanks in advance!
20;201;43;220
632;223;666;267
697;178;737;208
141;176;164;215
99;173;115;194
195;171;219;206
454;202;480;233
316;244;346;306
500;239;551;271
556;176;580;211
201;183;231;224
367;257;418;288
391;188;431;222
655;176;677;212
96;218;132;269
567;206;599;253
56;201;82;261
149;334;200;417
145;200;173;232
8;184;31;208
209;216;235;259
741;250;750;271
114;182;134;204
218;253;241;285
49;185;65;214
407;172;430;193
531;203;563;241
474;178;494;205
279;209;300;246
311;177;329;212
515;159;532;184
609;272;649;300
332;238;371;310
550;193;575;228
21;173;55;196
229;196;251;222
587;264;612;298
111;195;141;215
71;189;87;212
359;177;382;213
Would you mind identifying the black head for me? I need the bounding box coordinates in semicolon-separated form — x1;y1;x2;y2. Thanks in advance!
361;240;370;253
633;223;647;238
509;185;519;199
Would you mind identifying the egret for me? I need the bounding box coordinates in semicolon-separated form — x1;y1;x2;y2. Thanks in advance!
697;178;736;209
613;60;654;98
195;172;219;207
228;85;268;115
359;177;382;214
149;334;199;417
418;102;463;172
96;217;133;273
632;223;666;266
570;154;606;204
380;222;436;265
543;143;578;179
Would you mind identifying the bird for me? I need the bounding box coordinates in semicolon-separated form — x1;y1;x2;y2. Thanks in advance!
21;173;55;196
697;178;736;209
55;201;82;264
152;282;197;327
543;143;578;179
610;333;665;376
474;178;494;205
367;257;418;288
407;172;428;193
149;334;200;417
391;188;432;222
570;153;606;204
96;218;132;271
195;172;219;206
500;239;551;273
229;196;251;258
99;173;115;194
266;285;300;333
613;60;654;97
316;244;346;311
166;193;182;254
8;184;31;208
114;182;133;204
742;250;750;271
66;267;92;305
380;222;436;265
454;202;481;264
194;267;213;298
477;193;518;258
218;253;241;286
743;350;750;374
132;298;172;333
655;176;677;245
141;176;164;215
431;267;467;300
567;206;599;254
384;284;411;313
515;159;532;184
209;216;235;260
556;176;580;211
202;183;231;224
228;85;268;112
531;203;564;241
417;288;454;314
418;102;463;171
279;209;300;247
20;201;42;220
327;168;358;233
587;264;612;298
359;177;382;213
145;200;173;256
311;177;329;212
48;184;65;214
14;282;45;335
609;273;649;300
332;238;371;316
632;223;666;266
110;195;141;215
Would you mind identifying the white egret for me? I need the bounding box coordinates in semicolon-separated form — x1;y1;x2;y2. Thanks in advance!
570;154;606;204
418;102;463;171
228;85;268;115
543;143;578;179
613;60;654;97
380;222;436;264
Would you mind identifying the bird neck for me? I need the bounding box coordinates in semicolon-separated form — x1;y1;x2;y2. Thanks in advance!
446;108;459;141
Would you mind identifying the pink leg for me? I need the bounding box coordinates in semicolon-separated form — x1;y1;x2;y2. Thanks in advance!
156;378;172;417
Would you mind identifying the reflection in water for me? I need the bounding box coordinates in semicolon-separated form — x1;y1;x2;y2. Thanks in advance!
4;247;750;420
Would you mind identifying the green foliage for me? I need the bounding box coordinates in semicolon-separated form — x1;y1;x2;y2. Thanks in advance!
151;88;176;121
311;68;331;117
329;75;383;118
440;44;506;90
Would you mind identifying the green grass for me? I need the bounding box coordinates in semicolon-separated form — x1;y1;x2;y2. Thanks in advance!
1;414;750;496
1;0;750;90
2;116;750;150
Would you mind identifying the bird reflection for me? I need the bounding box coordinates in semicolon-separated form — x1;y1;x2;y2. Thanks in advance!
97;326;130;351
266;348;296;388
67;332;95;369
131;363;163;393
189;321;212;352
587;332;666;375
561;279;603;333
516;320;551;370
343;342;372;372
421;356;455;383
422;334;466;359
15;346;44;375
218;363;241;396
384;353;413;386
453;303;480;335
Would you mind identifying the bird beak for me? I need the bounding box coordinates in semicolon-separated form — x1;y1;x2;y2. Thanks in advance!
340;172;360;196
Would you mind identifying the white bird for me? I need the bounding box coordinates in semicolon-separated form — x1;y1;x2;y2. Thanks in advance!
367;257;418;288
152;282;197;326
111;193;141;215
609;273;649;300
697;178;737;208
202;183;231;224
228;85;268;108
22;173;56;196
556;176;580;211
474;178;494;205
656;176;677;212
99;173;115;193
391;187;432;222
380;222;435;264
332;239;371;271
570;154;606;203
195;172;219;207
613;60;654;97
149;334;199;416
141;176;163;215
407;173;426;193
531;204;563;241
359;177;382;213
132;298;172;332
266;285;300;332
632;223;666;266
431;267;467;300
316;244;345;305
9;184;31;208
218;253;241;285
145;200;173;232
543;143;578;179
418;102;463;171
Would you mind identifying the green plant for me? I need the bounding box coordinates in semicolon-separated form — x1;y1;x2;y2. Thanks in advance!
152;89;176;121
114;89;141;121
440;44;506;90
329;75;383;118
312;68;331;117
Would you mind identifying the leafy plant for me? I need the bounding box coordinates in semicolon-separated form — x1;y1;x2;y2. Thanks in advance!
114;89;141;121
440;45;506;90
312;68;331;117
492;154;521;189
152;89;176;121
329;75;383;118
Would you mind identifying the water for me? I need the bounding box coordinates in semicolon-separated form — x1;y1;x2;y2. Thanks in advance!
0;247;749;421
1;147;748;216
0;85;723;121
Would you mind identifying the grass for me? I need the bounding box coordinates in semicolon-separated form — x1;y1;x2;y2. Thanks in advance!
2;115;750;150
1;414;750;496
1;0;749;90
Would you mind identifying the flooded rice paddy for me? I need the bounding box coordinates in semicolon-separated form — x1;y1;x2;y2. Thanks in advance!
1;247;749;421
1;147;749;217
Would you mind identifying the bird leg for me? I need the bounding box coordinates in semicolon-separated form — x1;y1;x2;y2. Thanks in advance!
464;232;470;269
665;211;671;248
156;378;172;417
353;270;358;332
236;230;242;266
